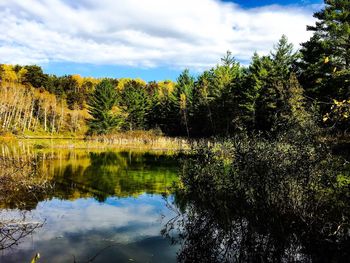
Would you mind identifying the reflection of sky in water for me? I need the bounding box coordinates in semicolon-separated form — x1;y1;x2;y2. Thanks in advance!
1;194;179;263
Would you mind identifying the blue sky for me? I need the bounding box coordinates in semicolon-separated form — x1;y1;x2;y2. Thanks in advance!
0;0;323;81
228;0;322;8
43;63;184;82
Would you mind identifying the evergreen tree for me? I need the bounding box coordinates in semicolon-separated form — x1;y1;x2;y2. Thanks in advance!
153;81;182;135
299;0;350;100
23;65;48;88
87;79;121;135
270;35;298;80
255;36;298;131
297;35;331;99
309;0;350;69
240;53;269;129
210;53;242;134
119;80;152;130
174;69;195;137
191;71;215;136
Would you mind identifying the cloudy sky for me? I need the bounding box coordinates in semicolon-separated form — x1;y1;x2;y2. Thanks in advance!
0;0;323;81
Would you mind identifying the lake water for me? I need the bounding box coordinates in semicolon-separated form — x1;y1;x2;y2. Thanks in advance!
1;144;349;262
0;150;180;263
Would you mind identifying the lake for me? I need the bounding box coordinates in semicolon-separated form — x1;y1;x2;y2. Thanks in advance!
1;140;350;263
0;149;181;263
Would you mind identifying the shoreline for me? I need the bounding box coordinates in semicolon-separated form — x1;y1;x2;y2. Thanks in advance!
0;134;192;153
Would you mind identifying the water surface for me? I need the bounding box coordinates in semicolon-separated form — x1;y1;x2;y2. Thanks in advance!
2;143;349;262
0;150;180;263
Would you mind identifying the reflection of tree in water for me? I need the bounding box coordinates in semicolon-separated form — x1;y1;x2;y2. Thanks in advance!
0;150;178;253
53;151;179;201
163;137;350;262
82;152;126;201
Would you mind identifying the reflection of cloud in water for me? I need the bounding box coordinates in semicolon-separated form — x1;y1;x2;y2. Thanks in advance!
1;194;178;263
36;195;173;242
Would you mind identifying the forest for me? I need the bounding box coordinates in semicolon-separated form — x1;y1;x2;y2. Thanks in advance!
0;1;349;139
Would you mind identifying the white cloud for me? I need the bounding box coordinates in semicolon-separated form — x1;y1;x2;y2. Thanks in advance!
0;0;318;70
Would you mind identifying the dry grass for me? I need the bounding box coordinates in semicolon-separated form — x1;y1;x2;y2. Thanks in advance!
0;155;52;209
85;130;190;150
0;154;51;251
13;130;191;152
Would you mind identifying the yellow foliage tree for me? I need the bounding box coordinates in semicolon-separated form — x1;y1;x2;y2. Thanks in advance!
323;99;350;128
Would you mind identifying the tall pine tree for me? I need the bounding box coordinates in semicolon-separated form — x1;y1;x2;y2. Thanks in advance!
299;0;350;101
87;79;121;135
119;80;152;130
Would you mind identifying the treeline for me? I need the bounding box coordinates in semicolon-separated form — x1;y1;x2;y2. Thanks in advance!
86;41;310;137
0;67;89;134
0;1;349;137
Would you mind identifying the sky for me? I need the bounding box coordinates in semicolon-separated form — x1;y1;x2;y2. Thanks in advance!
0;0;323;81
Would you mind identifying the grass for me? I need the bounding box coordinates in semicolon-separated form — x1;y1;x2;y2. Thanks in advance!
6;131;190;151
85;130;190;150
1;130;191;152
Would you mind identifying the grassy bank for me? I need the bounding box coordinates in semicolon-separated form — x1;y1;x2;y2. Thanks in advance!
0;131;191;158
